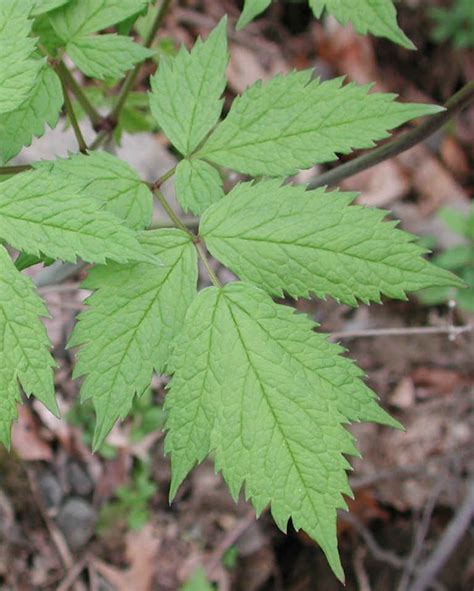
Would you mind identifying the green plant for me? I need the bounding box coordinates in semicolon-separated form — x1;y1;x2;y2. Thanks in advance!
237;0;415;47
98;459;157;532
430;0;474;49
0;0;469;582
179;568;214;591
419;206;474;312
67;388;165;458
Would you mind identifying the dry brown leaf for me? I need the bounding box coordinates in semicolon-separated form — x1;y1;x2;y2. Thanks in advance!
343;160;410;208
227;44;286;95
396;145;470;214
411;366;465;397
93;525;160;591
338;489;390;536
12;406;53;461
390;376;416;409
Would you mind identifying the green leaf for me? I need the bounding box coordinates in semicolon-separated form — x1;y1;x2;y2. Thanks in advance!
32;13;64;53
37;152;153;230
49;0;150;42
15;252;54;271
198;72;442;177
236;0;271;30
0;0;43;114
438;207;469;237
435;245;472;270
417;285;452;306
0;245;58;448
69;230;197;448
31;0;71;16
149;18;228;156
0;168;154;264
456;268;474;311
0;65;63;165
67;34;154;81
166;282;399;581
179;567;213;591
309;0;415;49
200;180;463;305
175;159;224;215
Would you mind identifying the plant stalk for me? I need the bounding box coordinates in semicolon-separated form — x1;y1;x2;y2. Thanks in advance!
309;81;474;189
153;187;192;236
0;164;32;175
60;79;88;153
195;241;222;288
108;0;173;130
55;61;102;128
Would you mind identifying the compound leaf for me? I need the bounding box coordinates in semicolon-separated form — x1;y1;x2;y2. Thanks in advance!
200;181;463;305
0;65;63;165
0;168;153;264
175;159;224;215
49;0;150;42
67;34;154;80
38;152;153;230
0;245;58;448
198;72;442;177
69;230;197;448
149;18;228;156
309;0;414;49
166;282;399;580
0;0;42;114
236;0;271;30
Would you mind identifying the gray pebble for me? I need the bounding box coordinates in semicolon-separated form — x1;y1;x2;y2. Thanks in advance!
67;462;94;497
38;473;63;509
56;498;97;550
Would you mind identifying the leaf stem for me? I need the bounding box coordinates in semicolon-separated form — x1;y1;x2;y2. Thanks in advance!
107;0;173;132
152;179;222;288
195;241;222;288
0;164;32;175
309;81;474;189
54;61;102;128
151;166;176;190
60;78;88;153
153;187;191;236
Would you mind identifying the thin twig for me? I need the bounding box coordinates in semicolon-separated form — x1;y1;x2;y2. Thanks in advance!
341;512;406;569
330;324;472;340
408;477;474;591
57;555;88;591
309;81;474;189
25;467;86;591
349;448;471;491
397;478;445;591
54;61;102;128
206;511;256;577
353;546;372;591
341;513;447;591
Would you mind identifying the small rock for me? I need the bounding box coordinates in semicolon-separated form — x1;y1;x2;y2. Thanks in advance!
38;473;63;509
67;462;93;497
56;498;96;550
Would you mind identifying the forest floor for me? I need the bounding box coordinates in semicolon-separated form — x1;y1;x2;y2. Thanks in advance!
1;1;473;590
